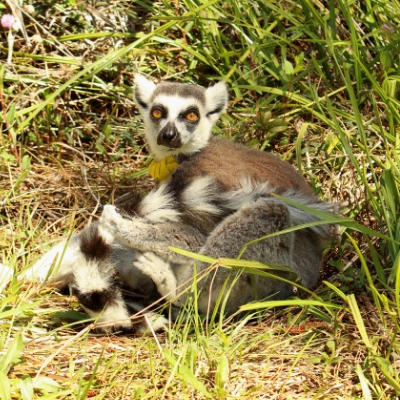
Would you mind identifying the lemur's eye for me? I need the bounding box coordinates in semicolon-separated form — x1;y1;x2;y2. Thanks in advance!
152;109;163;119
185;112;199;122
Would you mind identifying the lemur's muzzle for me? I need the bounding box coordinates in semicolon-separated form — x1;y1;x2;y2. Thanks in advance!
157;122;182;148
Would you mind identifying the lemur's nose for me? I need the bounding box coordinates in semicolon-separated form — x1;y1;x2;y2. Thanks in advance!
157;122;182;148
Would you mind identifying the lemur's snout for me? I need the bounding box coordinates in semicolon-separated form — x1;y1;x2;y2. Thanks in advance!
157;122;182;148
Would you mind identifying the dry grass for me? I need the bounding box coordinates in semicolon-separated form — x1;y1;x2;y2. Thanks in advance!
1;0;399;398
5;286;379;399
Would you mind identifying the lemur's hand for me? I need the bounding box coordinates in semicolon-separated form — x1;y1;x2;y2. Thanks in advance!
99;205;150;245
99;205;126;231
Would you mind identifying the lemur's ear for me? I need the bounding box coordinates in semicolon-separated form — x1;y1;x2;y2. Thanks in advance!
134;74;156;111
204;81;228;120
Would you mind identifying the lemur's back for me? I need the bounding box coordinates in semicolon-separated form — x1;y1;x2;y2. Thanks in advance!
172;136;315;196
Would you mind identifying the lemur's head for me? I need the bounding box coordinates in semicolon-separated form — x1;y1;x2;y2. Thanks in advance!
134;74;228;161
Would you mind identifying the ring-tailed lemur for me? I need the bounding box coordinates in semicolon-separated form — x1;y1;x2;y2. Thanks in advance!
27;74;336;334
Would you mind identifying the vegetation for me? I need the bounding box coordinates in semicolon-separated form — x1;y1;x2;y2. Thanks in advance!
0;0;399;398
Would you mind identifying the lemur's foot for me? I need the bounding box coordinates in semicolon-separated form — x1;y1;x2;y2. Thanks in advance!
133;252;178;301
133;251;165;274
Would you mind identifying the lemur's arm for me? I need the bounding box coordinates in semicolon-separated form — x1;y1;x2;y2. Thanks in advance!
98;205;205;264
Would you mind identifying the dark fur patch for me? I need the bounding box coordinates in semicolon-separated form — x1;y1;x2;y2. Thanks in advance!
116;193;143;216
73;287;118;312
80;223;111;261
168;166;232;234
206;103;225;117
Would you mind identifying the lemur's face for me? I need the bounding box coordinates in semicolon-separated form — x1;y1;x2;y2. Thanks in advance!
134;74;228;161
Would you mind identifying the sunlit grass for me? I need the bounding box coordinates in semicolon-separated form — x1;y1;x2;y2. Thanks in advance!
0;0;399;398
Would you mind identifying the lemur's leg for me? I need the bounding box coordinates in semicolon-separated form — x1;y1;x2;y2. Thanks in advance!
98;175;216;263
98;205;206;264
176;197;296;314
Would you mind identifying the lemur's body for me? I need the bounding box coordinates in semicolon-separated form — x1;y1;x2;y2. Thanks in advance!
28;75;335;333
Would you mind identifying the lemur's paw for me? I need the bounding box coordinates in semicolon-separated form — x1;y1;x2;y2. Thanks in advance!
99;204;125;229
125;301;168;333
87;299;168;335
133;252;178;301
133;252;167;274
93;316;167;335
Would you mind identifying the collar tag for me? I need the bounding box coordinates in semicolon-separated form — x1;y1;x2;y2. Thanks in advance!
148;155;179;181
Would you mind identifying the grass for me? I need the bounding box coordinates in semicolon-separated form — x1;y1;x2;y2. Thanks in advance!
0;0;399;398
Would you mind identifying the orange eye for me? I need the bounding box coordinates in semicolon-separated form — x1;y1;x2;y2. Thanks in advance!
152;109;163;119
186;112;198;122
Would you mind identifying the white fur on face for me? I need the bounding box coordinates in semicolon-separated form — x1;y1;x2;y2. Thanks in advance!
72;259;114;293
134;75;228;160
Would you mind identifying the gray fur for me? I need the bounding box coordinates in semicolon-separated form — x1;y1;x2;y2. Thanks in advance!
152;82;206;104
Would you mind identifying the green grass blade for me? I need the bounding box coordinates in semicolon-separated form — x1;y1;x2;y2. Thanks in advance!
163;351;213;398
396;255;400;318
373;356;400;393
346;233;383;316
240;299;342;312
356;364;373;400
347;294;371;350
14;20;178;134
0;331;23;374
323;281;349;303
0;371;11;400
274;194;398;244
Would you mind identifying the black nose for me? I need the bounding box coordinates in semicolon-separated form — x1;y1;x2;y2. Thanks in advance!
157;122;182;148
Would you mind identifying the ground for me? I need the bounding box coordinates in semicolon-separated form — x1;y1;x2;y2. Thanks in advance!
0;0;399;398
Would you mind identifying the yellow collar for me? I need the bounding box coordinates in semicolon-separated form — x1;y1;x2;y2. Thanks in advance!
148;155;179;181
